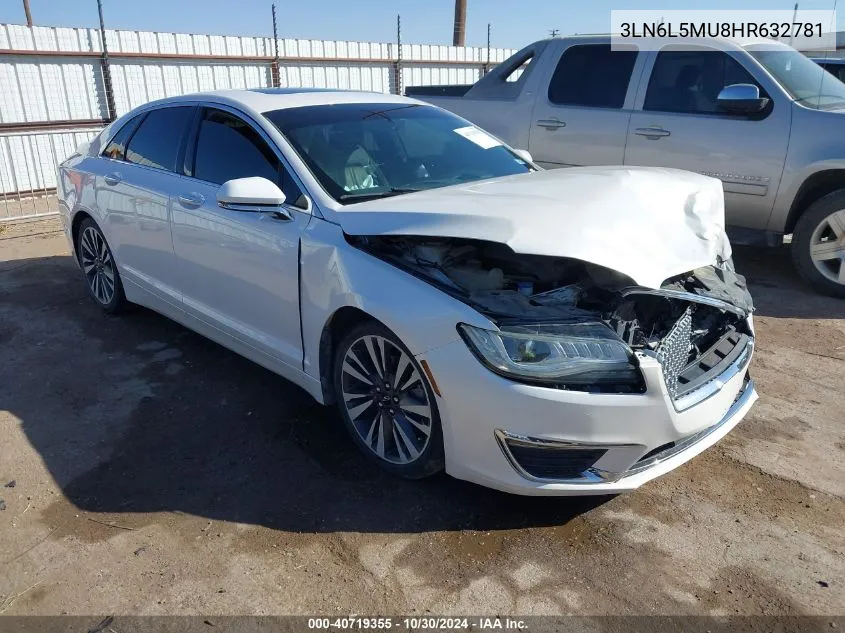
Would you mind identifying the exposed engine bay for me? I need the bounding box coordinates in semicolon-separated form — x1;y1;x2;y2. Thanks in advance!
351;235;754;388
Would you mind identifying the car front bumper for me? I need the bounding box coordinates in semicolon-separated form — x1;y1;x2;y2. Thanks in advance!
419;333;756;496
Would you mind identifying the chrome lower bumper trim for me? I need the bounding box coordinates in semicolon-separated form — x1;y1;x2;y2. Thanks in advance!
620;376;754;478
496;374;756;486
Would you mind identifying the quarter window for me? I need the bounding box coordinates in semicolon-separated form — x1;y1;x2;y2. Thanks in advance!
548;44;638;108
193;108;305;208
503;52;534;83
644;48;762;114
102;113;145;161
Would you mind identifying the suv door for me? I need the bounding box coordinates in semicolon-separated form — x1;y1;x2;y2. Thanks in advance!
624;46;790;231
97;105;195;305
171;105;310;370
528;43;642;167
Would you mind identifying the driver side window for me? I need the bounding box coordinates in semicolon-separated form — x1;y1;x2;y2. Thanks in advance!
192;108;307;208
644;48;764;115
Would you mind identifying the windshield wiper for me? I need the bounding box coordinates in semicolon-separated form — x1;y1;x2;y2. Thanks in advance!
338;187;422;202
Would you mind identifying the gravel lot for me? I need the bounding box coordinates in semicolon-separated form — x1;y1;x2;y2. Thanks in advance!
0;219;843;616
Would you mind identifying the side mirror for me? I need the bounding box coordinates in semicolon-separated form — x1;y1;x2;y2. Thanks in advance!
716;84;769;114
513;148;533;164
217;177;290;218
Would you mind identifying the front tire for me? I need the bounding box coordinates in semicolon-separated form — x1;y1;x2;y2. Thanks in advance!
76;217;127;313
792;190;845;299
332;321;445;479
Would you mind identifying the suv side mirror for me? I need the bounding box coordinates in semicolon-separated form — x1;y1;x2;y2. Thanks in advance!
716;84;769;114
217;177;291;218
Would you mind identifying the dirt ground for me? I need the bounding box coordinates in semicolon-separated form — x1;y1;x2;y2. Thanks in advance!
0;218;843;617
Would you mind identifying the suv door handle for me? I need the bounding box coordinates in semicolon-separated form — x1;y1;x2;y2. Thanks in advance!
634;127;671;139
104;172;122;186
177;193;205;208
536;118;566;130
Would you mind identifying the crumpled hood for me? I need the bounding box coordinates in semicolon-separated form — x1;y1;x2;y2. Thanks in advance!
335;166;731;289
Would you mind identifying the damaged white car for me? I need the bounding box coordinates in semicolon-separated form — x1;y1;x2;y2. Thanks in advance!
58;89;757;495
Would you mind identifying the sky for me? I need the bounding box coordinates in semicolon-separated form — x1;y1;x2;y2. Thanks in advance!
1;0;843;49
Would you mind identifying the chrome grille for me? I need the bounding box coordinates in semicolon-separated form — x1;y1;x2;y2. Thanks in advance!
655;307;693;398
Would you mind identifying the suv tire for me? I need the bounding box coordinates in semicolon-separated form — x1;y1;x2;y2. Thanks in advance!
791;190;845;299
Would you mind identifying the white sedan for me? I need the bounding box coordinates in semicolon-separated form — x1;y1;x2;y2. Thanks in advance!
58;89;757;495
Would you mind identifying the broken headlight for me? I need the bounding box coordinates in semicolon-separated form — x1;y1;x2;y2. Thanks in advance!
458;322;644;390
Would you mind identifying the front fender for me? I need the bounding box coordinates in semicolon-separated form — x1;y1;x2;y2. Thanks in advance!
769;105;845;232
770;158;845;232
299;218;493;396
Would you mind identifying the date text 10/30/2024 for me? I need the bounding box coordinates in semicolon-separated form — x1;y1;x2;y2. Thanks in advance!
308;617;528;630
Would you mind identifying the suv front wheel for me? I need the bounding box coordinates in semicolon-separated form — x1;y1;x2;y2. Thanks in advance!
792;190;845;298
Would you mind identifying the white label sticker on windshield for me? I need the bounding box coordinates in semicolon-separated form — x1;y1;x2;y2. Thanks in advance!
454;125;501;150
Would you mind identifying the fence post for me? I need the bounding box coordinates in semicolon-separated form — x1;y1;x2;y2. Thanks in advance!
484;23;491;75
96;0;117;121
23;0;33;27
271;3;280;88
394;14;403;95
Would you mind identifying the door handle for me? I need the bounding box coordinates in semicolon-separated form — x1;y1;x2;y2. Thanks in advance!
634;127;671;140
177;193;205;208
536;118;566;130
104;172;122;186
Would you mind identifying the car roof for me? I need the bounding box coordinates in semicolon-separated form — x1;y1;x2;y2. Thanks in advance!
811;57;845;64
149;88;424;114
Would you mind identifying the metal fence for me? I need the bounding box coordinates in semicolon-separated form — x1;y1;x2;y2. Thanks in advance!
0;22;516;221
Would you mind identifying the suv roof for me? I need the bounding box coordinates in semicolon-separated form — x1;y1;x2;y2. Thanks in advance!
533;34;792;52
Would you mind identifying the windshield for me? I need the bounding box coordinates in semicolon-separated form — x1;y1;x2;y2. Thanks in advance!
747;47;845;109
264;103;533;204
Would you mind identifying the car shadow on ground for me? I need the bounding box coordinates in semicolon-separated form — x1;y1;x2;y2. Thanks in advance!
1;254;610;535
732;245;845;319
1;246;840;535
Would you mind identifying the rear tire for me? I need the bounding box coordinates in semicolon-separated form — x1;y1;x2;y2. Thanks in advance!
76;217;127;313
332;320;445;479
791;190;845;299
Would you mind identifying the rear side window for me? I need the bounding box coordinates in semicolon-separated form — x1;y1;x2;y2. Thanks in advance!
644;48;761;114
548;44;638;108
102;113;145;161
125;106;193;172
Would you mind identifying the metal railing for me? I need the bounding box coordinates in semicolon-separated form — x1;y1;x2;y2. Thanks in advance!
0;127;103;221
0;22;516;222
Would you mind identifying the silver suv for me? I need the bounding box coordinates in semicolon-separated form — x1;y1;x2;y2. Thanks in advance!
409;38;845;297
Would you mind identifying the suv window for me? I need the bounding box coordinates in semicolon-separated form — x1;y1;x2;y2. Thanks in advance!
548;44;638;108
644;48;761;114
823;63;845;82
102;113;145;161
193;108;305;207
125;106;193;171
504;53;534;83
